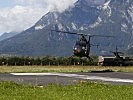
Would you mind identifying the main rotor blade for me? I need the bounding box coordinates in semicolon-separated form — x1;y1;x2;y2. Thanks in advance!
90;35;114;37
51;30;78;35
51;30;114;37
50;30;89;36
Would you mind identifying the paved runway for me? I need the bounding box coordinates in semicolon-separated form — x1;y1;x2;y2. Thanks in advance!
0;72;133;85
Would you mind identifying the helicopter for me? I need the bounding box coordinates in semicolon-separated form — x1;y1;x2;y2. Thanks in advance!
98;46;133;66
51;29;113;59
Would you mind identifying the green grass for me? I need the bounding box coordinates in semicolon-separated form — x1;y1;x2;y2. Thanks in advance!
0;81;133;100
0;66;132;100
0;65;133;73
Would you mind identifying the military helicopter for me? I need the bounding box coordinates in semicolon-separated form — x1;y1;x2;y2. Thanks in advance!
51;30;113;59
98;46;133;66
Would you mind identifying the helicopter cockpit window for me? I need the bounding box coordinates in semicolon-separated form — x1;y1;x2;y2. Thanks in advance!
81;42;86;46
75;41;80;45
76;41;86;46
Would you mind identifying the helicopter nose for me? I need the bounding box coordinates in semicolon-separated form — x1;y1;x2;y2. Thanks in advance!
74;48;81;53
76;49;80;53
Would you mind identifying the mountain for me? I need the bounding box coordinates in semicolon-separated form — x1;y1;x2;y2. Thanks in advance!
0;0;133;56
0;32;19;41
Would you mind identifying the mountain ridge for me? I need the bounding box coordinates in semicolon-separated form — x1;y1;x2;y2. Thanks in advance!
0;0;133;56
0;32;19;42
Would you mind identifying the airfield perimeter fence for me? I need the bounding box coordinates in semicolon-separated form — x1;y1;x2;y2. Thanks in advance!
0;56;98;66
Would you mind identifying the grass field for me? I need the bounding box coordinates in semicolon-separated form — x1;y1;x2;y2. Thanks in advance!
0;65;133;73
0;66;133;100
0;81;132;100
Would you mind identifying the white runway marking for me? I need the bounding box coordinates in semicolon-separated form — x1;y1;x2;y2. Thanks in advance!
11;73;133;84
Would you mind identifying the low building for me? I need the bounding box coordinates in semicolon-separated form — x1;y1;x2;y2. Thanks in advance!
98;56;116;66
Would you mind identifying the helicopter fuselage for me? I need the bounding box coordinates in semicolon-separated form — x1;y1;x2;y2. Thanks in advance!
73;41;89;57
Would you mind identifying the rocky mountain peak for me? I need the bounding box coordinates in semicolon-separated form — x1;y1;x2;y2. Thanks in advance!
0;0;133;56
77;0;106;6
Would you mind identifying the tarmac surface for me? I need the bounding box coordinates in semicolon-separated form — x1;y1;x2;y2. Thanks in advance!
0;72;133;85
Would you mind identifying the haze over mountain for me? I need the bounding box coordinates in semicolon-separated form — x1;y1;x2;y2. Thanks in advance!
0;32;19;42
0;0;133;56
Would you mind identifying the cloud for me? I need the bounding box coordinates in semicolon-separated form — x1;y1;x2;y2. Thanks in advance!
14;0;77;12
46;0;77;12
0;0;77;34
0;6;47;33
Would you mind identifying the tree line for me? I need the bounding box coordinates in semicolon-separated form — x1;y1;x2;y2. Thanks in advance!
0;56;98;66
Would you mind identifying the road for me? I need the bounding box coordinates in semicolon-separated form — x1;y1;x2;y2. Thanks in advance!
0;72;133;85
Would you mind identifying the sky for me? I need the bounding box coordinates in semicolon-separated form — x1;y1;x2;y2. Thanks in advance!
0;0;14;8
0;0;77;34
